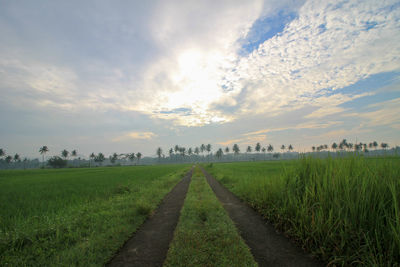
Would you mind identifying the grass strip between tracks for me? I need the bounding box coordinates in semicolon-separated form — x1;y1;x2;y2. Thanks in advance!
163;167;257;267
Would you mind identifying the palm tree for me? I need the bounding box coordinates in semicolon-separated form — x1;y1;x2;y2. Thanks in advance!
232;144;240;155
156;147;163;161
5;155;12;164
90;152;95;167
312;146;316;152
216;148;223;160
14;153;21;163
267;144;274;153
206;144;211;155
136;152;142;164
39;146;49;168
225;147;229;153
128;153;135;165
261;147;266;160
194;147;200;156
71;150;77;167
381;143;389;150
61;149;69;160
169;148;174;158
95;153;105;166
332;142;338;151
200;144;206;155
280;145;285;152
188;148;193;160
373;141;378;150
0;148;5;159
110;153;118;165
288;144;293;152
179;147;186;158
246;146;252;153
255;143;261;153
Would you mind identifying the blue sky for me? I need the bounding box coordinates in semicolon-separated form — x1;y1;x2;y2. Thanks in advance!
0;0;399;158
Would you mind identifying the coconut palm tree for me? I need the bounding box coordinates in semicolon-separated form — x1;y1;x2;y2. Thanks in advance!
194;147;200;156
61;149;69;160
128;153;135;164
232;144;240;155
156;147;163;161
216;148;223;160
267;144;274;153
39;146;49;168
225;147;229;153
200;144;206;155
246;146;252;153
136;152;142;164
280;145;285;152
169;148;174;158
381;143;389;150
255;143;261;153
373;141;378;150
90;152;95;167
288;144;293;152
13;153;21;163
332;142;338;151
312;146;316;152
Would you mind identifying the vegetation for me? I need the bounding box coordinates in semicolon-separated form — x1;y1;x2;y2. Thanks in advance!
164;167;257;267
0;165;189;266
204;156;400;266
47;156;67;168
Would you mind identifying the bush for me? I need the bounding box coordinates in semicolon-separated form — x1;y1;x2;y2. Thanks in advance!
47;156;67;168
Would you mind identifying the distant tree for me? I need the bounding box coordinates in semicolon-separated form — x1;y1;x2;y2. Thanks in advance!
188;147;193;156
332;142;338;151
48;156;67;168
225;147;229;153
179;147;186;157
373;141;378;150
381;143;389;150
71;149;77;158
246;146;252;153
280;145;285;152
61;149;69;160
13;153;21;162
232;144;240;155
288;144;293;152
200;144;206;155
0;148;5;159
156;147;163;160
348;143;353;150
136;152;142;164
39;146;49;168
95;153;105;166
267;144;274;153
206;144;211;155
324;144;328;150
312;146;316;152
128;153;135;164
169;148;174;158
255;143;261;153
5;155;12;164
216;148;223;160
261;147;266;153
174;145;179;154
273;153;280;159
90;152;95;167
110;153;118;164
194;147;200;156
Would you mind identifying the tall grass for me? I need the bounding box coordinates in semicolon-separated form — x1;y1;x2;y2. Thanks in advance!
206;156;400;266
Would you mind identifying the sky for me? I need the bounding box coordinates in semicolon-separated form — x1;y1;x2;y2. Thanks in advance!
0;0;399;158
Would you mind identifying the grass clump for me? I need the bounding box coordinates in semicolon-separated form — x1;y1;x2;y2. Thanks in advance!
205;156;400;266
163;167;257;267
0;165;189;266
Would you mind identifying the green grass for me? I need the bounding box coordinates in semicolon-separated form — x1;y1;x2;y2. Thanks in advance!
164;167;257;267
0;165;189;266
205;156;400;266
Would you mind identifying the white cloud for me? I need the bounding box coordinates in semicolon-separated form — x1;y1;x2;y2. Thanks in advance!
112;131;157;142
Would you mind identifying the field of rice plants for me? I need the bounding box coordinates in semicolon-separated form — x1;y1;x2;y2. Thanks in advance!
204;156;400;266
0;165;189;266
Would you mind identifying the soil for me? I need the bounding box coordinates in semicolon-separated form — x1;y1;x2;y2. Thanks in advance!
106;168;193;267
201;167;324;267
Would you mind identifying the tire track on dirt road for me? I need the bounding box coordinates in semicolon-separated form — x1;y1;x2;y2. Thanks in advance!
201;167;323;267
107;168;193;267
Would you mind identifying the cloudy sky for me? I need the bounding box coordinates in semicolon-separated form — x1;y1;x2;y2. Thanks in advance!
1;0;399;158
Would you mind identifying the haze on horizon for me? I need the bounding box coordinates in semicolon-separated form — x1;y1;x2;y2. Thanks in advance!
0;0;399;159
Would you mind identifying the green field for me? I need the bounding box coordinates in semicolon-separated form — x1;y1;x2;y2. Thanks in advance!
0;165;189;266
204;156;400;266
164;167;257;267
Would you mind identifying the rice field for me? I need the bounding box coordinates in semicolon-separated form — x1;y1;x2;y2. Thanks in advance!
204;156;400;266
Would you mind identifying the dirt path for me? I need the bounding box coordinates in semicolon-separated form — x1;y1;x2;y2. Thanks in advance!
107;168;193;267
201;168;324;267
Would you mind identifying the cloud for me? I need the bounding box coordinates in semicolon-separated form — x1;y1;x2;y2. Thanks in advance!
112;131;157;142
